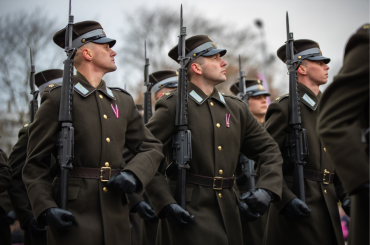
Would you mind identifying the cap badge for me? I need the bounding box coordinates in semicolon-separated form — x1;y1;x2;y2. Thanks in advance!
102;30;106;35
258;85;264;90
363;24;370;29
212;42;217;48
318;48;322;55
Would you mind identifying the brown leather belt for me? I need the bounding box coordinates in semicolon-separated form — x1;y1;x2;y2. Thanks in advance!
186;173;235;190
304;169;334;185
69;167;121;182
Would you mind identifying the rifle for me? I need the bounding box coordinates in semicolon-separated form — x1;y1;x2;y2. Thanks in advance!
172;5;192;209
143;41;153;123
284;12;309;202
56;0;77;210
29;48;38;123
236;56;252;104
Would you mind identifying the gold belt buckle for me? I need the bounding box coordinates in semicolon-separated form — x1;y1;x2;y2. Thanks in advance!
100;166;112;182
323;169;330;185
213;177;223;190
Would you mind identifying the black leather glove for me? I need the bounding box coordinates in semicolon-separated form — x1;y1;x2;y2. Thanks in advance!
281;198;311;220
4;210;16;224
162;204;194;226
341;199;351;217
238;202;260;222
26;217;46;234
42;207;75;232
240;189;274;215
134;201;156;221
107;171;142;194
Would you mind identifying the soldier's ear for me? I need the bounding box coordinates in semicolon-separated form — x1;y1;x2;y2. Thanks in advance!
298;65;307;75
82;48;93;61
191;63;202;75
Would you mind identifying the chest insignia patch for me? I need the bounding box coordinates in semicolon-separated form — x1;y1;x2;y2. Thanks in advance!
302;93;316;107
74;82;89;95
218;92;226;104
189;90;203;103
106;87;114;98
111;104;119;118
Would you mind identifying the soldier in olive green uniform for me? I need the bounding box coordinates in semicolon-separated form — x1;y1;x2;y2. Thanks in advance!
7;69;63;245
23;21;163;245
264;40;349;245
145;35;284;245
230;80;270;245
317;24;369;245
0;148;12;245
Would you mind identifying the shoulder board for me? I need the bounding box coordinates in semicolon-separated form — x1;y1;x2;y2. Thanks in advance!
161;89;177;101
43;83;62;93
108;87;132;96
274;93;289;103
223;94;243;102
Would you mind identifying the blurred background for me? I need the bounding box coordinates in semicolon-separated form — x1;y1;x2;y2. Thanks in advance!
0;0;368;155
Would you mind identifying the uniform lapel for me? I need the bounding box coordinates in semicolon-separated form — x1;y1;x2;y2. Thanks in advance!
299;83;320;111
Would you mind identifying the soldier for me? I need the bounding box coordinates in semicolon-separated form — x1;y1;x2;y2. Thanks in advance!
22;21;163;245
317;24;369;245
0;148;12;245
145;35;284;245
127;70;179;245
7;69;63;245
230;79;270;245
263;39;350;245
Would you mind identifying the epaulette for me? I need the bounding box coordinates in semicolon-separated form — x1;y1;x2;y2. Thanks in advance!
223;93;243;102
43;83;62;93
274;93;289;103
162;89;177;100
109;87;132;97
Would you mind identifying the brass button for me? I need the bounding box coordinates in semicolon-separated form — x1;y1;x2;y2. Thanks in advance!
24;124;29;127
106;138;110;143
103;114;107;119
218;146;222;151
210;102;214;106
105;162;109;167
324;148;326;152
324;190;327;194
219;169;223;175
218;193;222;198
103;187;108;192
324;169;327;172
99;95;103;99
216;123;220;128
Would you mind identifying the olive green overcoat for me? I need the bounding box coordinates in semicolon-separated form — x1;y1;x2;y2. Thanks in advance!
0;149;12;245
0;149;11;193
317;24;369;245
145;81;283;245
23;72;163;245
7;124;47;245
264;82;347;245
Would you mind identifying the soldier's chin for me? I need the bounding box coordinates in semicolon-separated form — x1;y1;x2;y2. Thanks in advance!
107;65;117;73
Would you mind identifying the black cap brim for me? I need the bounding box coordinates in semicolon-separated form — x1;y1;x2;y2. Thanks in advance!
202;49;227;57
92;37;116;48
251;91;270;97
306;56;331;64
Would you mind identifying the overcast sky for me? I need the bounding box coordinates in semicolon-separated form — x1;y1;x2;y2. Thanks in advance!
1;0;368;92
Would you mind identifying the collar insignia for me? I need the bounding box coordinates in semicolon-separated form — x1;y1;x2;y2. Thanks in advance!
218;92;226;104
106;87;114;98
189;90;203;103
74;82;89;95
302;93;316;107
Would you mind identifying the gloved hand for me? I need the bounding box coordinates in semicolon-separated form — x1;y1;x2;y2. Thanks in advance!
240;189;274;215
281;198;311;220
4;210;16;224
238;202;260;222
341;199;351;217
107;171;142;194
162;204;194;226
134;201;156;221
26;216;46;234
42;207;75;232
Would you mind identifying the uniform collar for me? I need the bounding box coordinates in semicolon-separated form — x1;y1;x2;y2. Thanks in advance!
188;81;226;106
74;72;115;100
298;82;321;111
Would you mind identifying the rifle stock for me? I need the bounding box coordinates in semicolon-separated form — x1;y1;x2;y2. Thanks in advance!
285;12;309;202
57;0;77;210
173;5;192;209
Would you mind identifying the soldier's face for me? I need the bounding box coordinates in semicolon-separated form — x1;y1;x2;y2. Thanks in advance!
202;53;227;84
92;43;117;73
305;60;329;85
248;95;268;118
